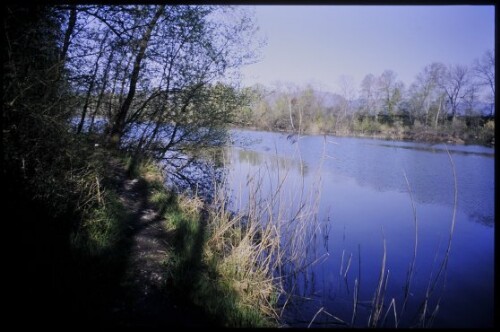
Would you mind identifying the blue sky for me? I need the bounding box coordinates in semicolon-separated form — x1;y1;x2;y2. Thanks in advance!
240;5;494;93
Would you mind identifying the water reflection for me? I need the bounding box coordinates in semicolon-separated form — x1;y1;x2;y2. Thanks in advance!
235;148;308;176
302;136;494;227
237;131;494;226
373;142;495;158
226;129;494;328
227;130;494;227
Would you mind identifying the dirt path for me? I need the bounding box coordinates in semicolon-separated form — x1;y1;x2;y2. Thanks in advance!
104;168;215;328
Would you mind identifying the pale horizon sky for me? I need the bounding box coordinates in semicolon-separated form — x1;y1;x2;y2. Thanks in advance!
240;5;495;95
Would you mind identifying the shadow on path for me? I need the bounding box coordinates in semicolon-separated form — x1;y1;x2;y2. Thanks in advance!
103;175;216;328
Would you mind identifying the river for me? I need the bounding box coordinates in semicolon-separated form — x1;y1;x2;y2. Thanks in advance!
224;128;494;328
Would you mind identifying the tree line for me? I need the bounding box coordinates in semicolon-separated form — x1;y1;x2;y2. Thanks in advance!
2;5;493;326
234;51;494;145
2;4;258;324
4;4;258;191
3;2;259;244
66;5;257;160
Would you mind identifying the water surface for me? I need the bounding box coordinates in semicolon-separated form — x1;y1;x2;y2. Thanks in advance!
225;129;494;328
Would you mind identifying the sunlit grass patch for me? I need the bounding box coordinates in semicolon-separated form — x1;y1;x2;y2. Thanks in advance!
203;210;281;325
189;270;274;327
72;190;126;256
132;157;279;327
161;193;277;326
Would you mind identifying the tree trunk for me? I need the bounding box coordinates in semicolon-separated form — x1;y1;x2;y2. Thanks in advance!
288;97;295;131
434;96;443;128
77;31;109;134
43;5;77;103
89;50;114;133
108;5;165;145
60;5;77;64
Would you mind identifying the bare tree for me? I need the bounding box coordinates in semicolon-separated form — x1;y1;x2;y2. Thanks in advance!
336;75;356;131
473;50;494;116
441;64;469;120
377;70;404;117
60;5;77;64
359;73;380;117
462;83;480;116
88;45;115;133
408;62;447;125
338;75;356;117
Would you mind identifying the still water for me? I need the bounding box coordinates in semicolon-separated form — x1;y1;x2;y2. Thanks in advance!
225;129;494;328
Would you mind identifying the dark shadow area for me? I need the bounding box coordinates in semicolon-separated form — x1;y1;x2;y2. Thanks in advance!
102;175;218;328
6;161;132;328
165;209;219;325
166;202;270;327
5;159;217;328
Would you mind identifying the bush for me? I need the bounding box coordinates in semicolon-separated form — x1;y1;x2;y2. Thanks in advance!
478;120;495;144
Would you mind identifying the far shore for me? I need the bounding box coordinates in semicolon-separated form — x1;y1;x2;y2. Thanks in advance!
230;125;495;147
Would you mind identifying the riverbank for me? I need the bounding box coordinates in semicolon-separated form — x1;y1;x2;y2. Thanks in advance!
222;128;494;327
96;156;218;328
127;157;279;327
5;118;282;327
12;135;279;328
233;118;495;147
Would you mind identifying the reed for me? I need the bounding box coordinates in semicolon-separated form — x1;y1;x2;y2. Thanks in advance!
161;136;460;328
350;148;457;328
415;145;458;327
400;169;419;322
367;227;388;327
196;136;327;325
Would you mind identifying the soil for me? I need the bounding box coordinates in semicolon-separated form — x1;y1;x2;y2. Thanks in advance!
101;161;217;328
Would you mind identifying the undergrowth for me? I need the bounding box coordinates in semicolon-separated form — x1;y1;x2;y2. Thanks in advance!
136;158;278;327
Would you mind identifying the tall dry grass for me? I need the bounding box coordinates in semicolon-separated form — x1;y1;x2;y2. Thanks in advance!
168;131;459;328
179;127;331;326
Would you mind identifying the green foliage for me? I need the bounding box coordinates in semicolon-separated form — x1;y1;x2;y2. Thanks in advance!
4;5;73;212
72;190;126;256
3;4;268;327
3;5;128;269
235;83;494;146
129;160;273;327
480;120;495;143
353;116;381;134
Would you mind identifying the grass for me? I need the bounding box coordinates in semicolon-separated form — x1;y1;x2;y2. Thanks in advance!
18;137;275;327
69;141;132;259
71;190;126;256
9;127;461;328
224;132;461;329
134;158;278;327
20;138;138;327
414;146;459;327
44;135;461;328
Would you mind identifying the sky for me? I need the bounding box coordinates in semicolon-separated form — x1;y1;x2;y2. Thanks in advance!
239;5;495;94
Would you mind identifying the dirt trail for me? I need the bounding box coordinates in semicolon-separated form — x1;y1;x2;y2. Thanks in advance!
104;169;215;328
